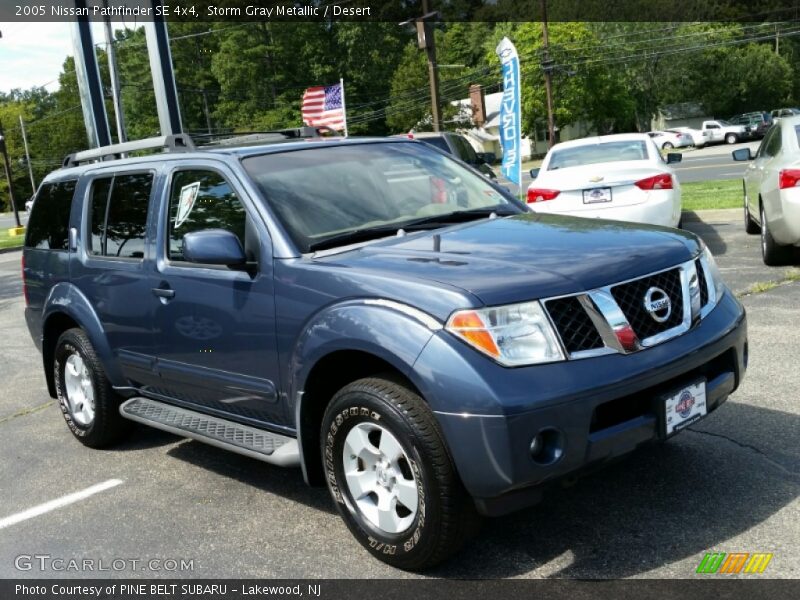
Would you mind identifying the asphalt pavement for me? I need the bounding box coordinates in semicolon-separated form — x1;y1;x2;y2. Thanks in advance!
0;213;797;579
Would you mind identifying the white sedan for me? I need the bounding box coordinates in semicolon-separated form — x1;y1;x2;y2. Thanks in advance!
735;115;800;265
671;127;710;148
527;134;683;228
647;130;693;149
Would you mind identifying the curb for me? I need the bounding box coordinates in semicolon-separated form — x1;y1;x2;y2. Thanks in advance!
0;246;22;255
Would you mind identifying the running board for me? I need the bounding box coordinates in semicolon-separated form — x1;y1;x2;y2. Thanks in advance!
119;397;299;467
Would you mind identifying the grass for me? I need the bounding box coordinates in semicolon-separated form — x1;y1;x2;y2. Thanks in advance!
0;229;24;250
680;179;742;211
739;268;800;297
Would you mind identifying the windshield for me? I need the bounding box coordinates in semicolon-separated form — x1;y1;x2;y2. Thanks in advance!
547;140;649;170
242;142;519;253
717;120;732;126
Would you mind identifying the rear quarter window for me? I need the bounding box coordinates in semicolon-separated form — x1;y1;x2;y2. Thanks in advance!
24;180;77;250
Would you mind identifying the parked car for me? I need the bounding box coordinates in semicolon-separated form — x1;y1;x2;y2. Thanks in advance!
647;130;692;150
770;107;800;122
527;133;683;227
405;131;496;180
701;120;751;144
23;133;746;570
671;126;710;148
729;112;771;139
733;115;800;265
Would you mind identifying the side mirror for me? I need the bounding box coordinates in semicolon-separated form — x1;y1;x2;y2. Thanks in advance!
481;152;496;164
183;229;247;266
529;167;541;179
732;148;753;161
666;153;682;164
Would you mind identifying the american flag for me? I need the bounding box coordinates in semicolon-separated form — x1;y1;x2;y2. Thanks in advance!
301;83;346;131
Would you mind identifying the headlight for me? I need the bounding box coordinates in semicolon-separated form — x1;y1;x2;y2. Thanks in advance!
445;301;565;366
702;246;725;302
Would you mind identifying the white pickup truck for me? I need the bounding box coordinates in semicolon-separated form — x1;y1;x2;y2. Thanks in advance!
700;120;751;145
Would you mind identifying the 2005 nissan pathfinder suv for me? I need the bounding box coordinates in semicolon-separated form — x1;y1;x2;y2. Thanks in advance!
23;132;747;570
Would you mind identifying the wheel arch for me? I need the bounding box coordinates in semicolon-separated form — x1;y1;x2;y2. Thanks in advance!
41;283;126;398
288;300;443;486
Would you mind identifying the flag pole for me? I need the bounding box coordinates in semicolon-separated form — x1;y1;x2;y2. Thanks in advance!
340;77;349;137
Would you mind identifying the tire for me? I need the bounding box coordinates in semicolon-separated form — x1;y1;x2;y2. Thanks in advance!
53;328;133;448
321;376;479;570
744;197;760;234
725;133;738;144
662;142;674;150
760;204;793;266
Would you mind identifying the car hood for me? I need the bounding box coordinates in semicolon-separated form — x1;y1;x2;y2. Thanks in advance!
531;162;671;191
314;213;701;306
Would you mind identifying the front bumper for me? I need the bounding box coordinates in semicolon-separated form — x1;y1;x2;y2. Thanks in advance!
413;290;747;516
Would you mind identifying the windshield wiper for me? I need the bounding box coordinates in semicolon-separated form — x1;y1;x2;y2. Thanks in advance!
307;206;519;253
399;206;519;231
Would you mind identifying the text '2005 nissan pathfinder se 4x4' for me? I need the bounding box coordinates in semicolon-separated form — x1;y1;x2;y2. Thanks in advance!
22;132;747;570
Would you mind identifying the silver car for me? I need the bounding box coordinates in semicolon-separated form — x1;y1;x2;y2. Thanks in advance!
734;115;800;265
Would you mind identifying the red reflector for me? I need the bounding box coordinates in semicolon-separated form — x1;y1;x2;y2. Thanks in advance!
779;169;800;189
635;173;673;190
526;188;561;203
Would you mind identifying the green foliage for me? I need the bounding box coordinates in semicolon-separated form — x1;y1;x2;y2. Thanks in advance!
3;18;800;212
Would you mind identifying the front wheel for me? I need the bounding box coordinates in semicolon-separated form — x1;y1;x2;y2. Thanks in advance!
321;377;479;570
761;204;793;266
744;197;760;234
725;133;738;144
54;328;133;448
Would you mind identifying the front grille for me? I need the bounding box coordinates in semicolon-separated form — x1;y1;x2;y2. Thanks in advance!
546;296;604;354
611;268;684;340
696;259;709;306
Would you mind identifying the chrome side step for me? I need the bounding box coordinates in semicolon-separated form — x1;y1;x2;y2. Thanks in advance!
119;397;299;467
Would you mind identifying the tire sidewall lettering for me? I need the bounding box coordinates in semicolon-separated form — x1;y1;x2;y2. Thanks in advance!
54;341;89;437
324;403;427;556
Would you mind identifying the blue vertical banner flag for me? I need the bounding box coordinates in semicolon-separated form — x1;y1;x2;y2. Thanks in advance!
495;37;522;191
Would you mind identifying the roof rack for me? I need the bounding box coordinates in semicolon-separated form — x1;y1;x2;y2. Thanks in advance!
62;134;195;168
192;126;340;147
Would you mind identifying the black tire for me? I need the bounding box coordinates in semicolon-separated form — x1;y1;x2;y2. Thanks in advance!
53;328;133;448
725;133;738;144
760;204;793;266
662;142;674;150
321;376;479;570
744;197;760;234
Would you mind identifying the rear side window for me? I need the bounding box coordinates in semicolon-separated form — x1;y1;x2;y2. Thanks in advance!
24;180;77;250
88;173;152;259
167;169;246;262
417;137;451;153
795;125;800;147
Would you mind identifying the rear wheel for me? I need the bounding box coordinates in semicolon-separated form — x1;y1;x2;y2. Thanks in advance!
321;376;479;570
760;204;793;266
54;328;133;448
662;142;674;150
725;133;738;144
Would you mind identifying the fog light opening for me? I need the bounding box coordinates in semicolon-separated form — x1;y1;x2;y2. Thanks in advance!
530;428;565;465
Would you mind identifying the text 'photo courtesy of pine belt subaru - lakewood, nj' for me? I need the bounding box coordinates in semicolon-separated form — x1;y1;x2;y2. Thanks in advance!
22;131;747;570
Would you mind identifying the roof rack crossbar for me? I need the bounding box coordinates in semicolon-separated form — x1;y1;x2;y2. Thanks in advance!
63;134;195;168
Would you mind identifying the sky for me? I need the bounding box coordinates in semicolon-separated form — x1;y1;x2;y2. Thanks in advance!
0;22;108;93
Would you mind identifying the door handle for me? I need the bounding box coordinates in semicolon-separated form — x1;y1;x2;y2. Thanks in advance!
152;287;175;299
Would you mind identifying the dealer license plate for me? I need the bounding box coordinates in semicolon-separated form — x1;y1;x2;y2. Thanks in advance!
583;187;612;204
663;380;707;436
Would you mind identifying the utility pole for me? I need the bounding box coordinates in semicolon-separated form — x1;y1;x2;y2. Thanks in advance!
540;0;556;148
775;25;780;55
401;0;442;131
19;115;36;195
103;0;127;144
0;120;22;228
201;90;212;134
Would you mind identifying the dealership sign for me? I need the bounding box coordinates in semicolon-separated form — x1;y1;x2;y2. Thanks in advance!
495;37;522;189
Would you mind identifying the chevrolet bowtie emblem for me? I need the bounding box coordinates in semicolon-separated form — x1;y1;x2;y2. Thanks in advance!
589;175;604;182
